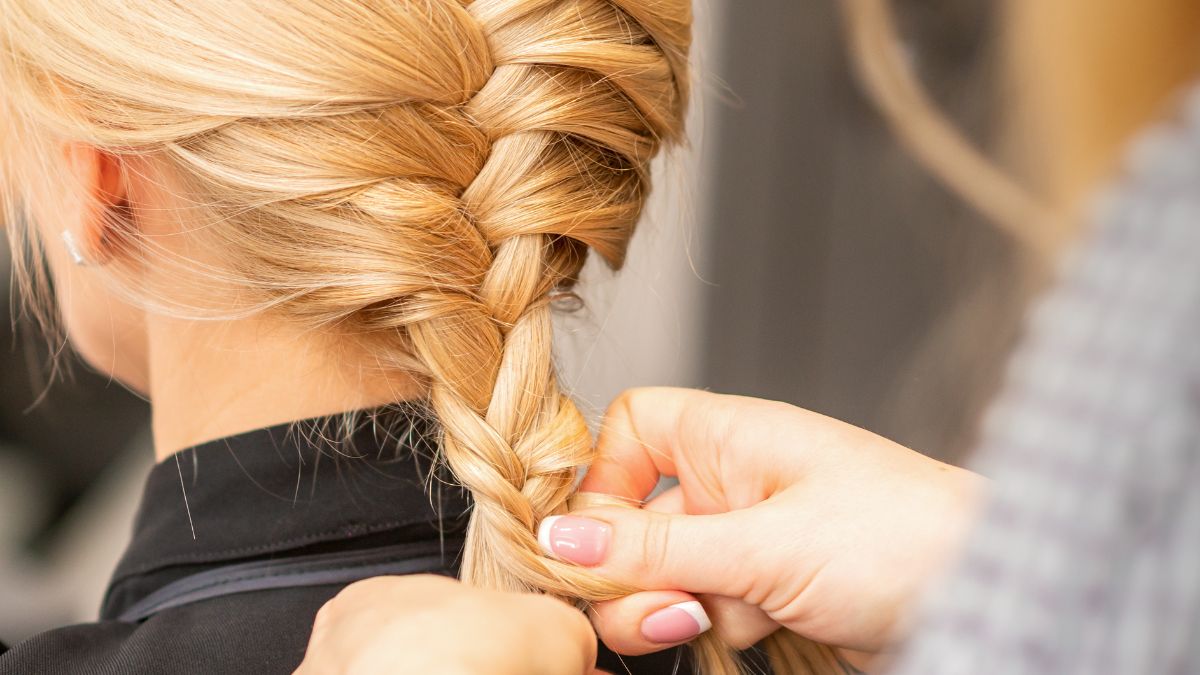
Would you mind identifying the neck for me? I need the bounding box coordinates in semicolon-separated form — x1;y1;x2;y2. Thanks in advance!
145;314;424;461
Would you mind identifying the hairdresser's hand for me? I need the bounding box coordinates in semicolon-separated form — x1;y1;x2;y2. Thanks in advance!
295;575;605;675
539;388;983;658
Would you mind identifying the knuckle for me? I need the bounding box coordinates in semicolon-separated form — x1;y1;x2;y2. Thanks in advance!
638;514;674;583
339;576;383;599
312;602;335;628
587;602;628;651
688;393;734;447
521;595;593;646
585;601;614;637
607;386;669;419
566;602;594;637
604;388;640;423
522;592;559;614
526;593;575;623
618;386;656;402
560;607;594;649
328;583;354;602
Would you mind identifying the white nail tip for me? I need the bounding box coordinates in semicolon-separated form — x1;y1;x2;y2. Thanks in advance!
671;601;713;634
537;515;563;559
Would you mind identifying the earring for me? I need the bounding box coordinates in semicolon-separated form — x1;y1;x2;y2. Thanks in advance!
61;230;90;266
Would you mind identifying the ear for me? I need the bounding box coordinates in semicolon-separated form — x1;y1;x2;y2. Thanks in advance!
61;143;129;263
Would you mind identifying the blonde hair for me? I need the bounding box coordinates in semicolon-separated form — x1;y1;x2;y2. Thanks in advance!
0;0;836;672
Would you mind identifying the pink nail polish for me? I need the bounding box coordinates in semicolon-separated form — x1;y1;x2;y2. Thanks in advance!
641;601;712;644
537;515;611;566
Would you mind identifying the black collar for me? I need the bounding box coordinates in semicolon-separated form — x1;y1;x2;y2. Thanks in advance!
101;407;471;619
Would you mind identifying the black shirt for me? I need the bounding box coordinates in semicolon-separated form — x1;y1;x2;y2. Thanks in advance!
0;410;686;674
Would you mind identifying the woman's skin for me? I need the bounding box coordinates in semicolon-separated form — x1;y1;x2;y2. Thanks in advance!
557;388;982;657
304;388;983;673
36;145;424;460
296;575;607;675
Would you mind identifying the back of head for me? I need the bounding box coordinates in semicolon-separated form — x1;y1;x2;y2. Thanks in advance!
1;1;841;671
2;0;687;583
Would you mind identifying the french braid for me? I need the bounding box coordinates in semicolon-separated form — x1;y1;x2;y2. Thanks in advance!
2;0;837;670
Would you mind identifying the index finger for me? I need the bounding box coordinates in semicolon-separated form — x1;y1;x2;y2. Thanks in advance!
579;387;735;501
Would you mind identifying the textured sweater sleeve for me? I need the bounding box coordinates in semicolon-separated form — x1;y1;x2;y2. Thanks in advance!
890;91;1200;675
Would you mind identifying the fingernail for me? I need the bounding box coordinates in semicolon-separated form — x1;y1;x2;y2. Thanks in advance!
537;515;611;567
641;601;712;644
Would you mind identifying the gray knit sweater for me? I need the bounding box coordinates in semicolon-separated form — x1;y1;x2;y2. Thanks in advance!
891;89;1200;674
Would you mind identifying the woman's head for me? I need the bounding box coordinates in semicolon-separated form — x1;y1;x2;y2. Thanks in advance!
3;2;845;670
2;0;689;387
5;0;703;644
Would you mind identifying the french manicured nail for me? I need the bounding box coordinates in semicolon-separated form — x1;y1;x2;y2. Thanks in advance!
641;601;712;644
537;515;611;566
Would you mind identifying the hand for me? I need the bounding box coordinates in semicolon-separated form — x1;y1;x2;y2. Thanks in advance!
295;575;604;675
538;388;983;658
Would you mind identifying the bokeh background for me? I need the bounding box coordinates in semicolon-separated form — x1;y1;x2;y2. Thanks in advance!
4;0;1196;645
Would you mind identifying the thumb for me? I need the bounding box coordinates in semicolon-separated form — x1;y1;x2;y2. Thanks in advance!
537;507;763;600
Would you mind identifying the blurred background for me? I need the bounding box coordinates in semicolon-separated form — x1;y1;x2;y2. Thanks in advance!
3;0;1198;646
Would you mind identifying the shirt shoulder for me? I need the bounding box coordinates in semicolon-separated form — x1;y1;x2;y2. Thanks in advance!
1;585;334;675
